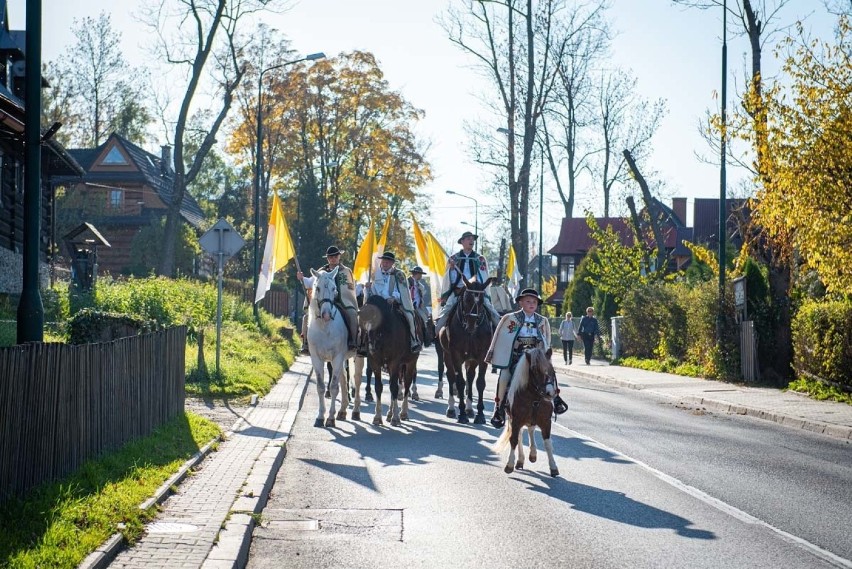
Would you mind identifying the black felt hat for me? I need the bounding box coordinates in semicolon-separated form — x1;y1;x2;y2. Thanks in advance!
323;246;344;257
410;266;426;274
457;231;478;244
514;288;542;303
378;251;396;262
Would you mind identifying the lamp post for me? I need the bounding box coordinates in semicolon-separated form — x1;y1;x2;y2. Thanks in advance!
252;51;325;319
717;0;728;346
445;190;478;237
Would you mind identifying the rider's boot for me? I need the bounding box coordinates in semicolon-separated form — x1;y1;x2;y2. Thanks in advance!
490;398;506;428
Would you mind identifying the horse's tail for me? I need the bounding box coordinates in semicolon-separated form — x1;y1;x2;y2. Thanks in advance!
492;416;513;453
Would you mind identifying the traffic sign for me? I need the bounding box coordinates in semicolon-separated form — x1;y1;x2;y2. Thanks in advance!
199;219;245;259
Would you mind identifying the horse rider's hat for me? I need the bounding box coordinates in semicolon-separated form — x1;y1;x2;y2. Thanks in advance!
410;266;426;275
323;246;344;257
457;231;478;244
515;287;542;304
378;251;396;262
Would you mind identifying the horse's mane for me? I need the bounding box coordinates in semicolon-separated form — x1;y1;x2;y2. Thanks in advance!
507;347;549;400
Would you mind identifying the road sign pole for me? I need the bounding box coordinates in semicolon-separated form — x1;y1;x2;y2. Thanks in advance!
216;230;225;380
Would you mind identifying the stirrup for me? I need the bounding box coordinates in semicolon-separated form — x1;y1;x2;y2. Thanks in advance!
490;404;505;428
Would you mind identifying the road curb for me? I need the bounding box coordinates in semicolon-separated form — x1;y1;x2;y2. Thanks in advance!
562;367;852;442
201;363;312;569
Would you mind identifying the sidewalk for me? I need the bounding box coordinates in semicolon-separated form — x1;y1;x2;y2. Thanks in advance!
83;359;314;569
555;357;852;441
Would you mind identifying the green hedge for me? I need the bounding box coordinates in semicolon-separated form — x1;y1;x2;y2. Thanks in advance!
792;299;852;391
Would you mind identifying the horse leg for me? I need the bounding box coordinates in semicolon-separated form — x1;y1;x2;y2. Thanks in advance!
515;423;526;471
364;361;374;403
352;356;364;421
326;359;341;428
312;357;326;428
335;356;348;423
541;417;559;477
372;364;384;426
443;352;457;419
454;358;469;424
465;362;475;418
435;345;444;399
473;362;487;424
400;366;412;421
325;362;332;398
527;425;538;463
388;366;402;427
505;418;519;474
410;365;420;402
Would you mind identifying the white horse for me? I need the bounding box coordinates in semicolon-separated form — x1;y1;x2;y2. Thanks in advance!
307;267;352;427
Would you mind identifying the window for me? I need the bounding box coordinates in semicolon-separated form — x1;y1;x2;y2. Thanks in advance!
560;259;575;283
109;189;123;209
102;146;129;165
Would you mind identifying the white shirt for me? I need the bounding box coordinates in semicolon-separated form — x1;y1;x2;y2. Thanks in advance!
519;313;541;339
371;270;400;300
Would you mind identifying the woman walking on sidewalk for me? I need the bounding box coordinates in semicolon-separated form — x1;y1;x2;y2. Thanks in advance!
577;307;602;365
558;312;578;364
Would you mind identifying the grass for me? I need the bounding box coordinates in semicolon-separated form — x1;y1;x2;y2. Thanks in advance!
185;319;297;400
616;356;709;378
787;377;852;405
0;412;221;569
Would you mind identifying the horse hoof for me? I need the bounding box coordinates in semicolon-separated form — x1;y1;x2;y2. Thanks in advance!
324;389;331;399
336;410;347;420
391;417;402;427
550;469;560;477
352;412;361;421
372;417;383;426
446;409;456;419
314;418;324;427
325;418;335;428
515;461;524;470
466;408;475;418
435;389;443;399
529;455;537;463
473;414;486;425
457;413;469;424
504;465;514;474
411;393;420;402
365;393;374;402
400;412;409;421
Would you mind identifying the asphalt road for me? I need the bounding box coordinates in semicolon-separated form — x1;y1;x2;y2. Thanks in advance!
247;347;852;569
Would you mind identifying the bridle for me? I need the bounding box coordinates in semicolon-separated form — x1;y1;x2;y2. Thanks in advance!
313;277;339;321
527;352;557;401
455;286;488;333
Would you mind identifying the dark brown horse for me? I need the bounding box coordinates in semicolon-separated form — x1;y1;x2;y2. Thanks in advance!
438;276;494;424
358;295;420;426
493;347;560;477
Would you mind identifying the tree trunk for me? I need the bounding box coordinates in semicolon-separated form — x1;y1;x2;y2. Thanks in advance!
623;149;667;273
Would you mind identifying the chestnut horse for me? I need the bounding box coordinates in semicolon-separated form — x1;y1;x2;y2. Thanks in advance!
438;276;494;424
493;347;560;477
358;295;420;426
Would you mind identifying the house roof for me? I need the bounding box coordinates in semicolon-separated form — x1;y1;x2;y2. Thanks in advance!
548;217;634;256
65;133;204;228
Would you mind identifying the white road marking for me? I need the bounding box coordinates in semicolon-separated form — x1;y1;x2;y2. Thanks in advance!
552;423;852;569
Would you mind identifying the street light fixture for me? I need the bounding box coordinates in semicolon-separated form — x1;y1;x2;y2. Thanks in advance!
253;51;325;319
445;190;478;237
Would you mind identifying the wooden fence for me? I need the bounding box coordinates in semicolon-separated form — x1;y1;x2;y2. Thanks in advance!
0;327;186;500
223;281;290;318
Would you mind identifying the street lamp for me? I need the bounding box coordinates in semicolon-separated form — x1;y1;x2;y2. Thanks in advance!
253;51;325;319
497;127;545;292
445;190;478;237
717;0;728;346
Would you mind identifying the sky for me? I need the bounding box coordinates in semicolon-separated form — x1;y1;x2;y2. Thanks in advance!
7;0;836;256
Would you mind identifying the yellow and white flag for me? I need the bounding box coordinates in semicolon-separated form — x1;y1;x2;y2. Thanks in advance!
425;230;448;313
506;243;521;298
255;193;296;303
352;220;376;283
410;214;430;270
371;214;391;275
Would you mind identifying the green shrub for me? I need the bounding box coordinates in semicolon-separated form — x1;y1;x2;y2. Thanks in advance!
67;309;157;344
792;299;852;391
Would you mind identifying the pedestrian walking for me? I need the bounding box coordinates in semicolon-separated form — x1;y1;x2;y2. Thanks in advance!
577;306;602;365
558;312;578;364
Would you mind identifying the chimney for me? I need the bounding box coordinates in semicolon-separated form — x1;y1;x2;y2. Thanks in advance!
672;197;687;226
161;145;172;174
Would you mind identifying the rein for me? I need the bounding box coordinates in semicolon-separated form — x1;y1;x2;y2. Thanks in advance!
314;294;339;320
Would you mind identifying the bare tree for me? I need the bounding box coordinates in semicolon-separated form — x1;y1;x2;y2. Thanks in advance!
143;0;284;277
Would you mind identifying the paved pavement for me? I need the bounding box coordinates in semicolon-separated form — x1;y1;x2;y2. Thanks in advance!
88;351;851;569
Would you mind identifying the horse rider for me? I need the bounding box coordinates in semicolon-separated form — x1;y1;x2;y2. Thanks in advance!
434;231;502;334
363;252;422;353
297;245;359;352
409;266;432;346
485;288;567;428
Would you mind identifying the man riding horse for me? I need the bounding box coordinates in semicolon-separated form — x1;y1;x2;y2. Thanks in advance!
297;246;359;352
362;252;422;354
485;288;567;428
434;231;502;335
409;266;432;346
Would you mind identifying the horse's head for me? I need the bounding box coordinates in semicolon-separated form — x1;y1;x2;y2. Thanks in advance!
458;276;494;332
522;347;557;400
310;267;339;322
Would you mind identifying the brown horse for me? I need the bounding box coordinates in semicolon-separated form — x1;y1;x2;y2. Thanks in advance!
358;295;420;426
493;347;560;477
438;276;494;424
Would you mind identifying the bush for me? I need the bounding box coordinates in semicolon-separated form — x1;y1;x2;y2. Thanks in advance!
792;299;852;392
67;308;157;344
